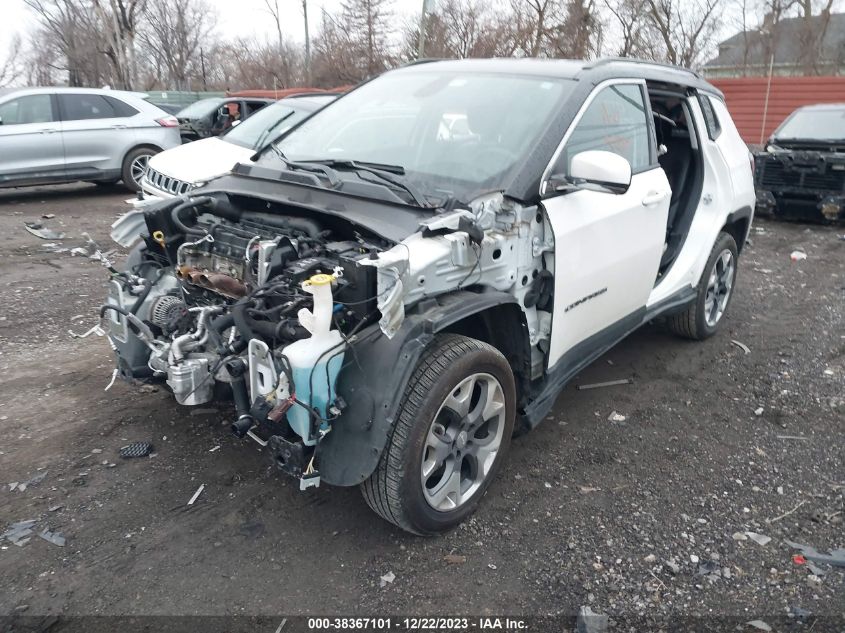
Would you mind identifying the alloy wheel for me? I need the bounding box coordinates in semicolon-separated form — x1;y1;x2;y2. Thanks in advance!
704;249;735;327
130;154;151;188
421;373;507;512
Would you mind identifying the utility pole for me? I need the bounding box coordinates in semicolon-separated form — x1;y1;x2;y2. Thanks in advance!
303;0;311;84
200;47;207;91
416;0;435;59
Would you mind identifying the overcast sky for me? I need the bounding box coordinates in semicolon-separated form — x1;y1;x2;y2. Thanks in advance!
0;0;422;56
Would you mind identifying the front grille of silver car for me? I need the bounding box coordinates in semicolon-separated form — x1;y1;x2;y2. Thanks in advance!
144;167;192;196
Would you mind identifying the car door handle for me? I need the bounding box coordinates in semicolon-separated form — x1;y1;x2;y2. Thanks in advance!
641;190;668;206
39;128;58;134
111;124;128;129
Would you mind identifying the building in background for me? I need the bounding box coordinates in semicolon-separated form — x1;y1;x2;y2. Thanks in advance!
702;13;845;79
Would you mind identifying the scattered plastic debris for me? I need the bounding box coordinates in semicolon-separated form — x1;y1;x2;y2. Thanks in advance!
209;446;221;453
576;606;608;633
444;554;466;564
792;554;806;565
732;532;748;541
785;541;845;568
577;378;632;390
10;470;48;493
745;531;772;546
730;339;751;354
607;411;626;423
39;529;66;547
754;407;764;416
379;571;396;587
187;484;205;506
119;442;154;458
1;520;37;547
746;620;772;632
24;222;65;240
789;250;807;262
42;213;56;219
776;435;810;441
579;486;600;494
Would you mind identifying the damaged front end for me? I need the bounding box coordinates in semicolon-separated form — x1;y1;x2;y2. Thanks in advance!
755;144;845;222
102;188;551;489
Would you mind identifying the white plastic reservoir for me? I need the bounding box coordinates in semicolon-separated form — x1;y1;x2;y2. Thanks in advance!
282;273;345;445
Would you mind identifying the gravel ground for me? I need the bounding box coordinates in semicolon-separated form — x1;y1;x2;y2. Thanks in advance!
0;184;842;631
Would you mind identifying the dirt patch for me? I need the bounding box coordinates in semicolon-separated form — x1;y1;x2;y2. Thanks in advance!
0;184;842;624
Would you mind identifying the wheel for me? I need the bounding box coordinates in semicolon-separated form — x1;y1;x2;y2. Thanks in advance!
121;147;157;192
668;231;739;340
361;334;516;535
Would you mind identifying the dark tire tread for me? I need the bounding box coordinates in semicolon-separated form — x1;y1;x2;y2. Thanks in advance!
360;334;507;534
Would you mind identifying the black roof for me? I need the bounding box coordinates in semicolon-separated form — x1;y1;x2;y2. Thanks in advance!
396;57;722;97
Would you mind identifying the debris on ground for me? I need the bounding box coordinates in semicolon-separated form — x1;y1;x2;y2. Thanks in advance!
209;446;221;453
379;571;396;587
1;520;37;547
754;407;764;416
576;605;608;633
768;499;807;523
443;554;467;564
41;213;56;219
9;470;48;493
576;378;632;390
24;222;65;240
790;250;807;261
607;411;626;423
746;620;772;631
776;435;810;441
38;529;66;547
785;541;845;568
731;339;751;354
187;484;205;506
745;531;772;546
119;441;154;458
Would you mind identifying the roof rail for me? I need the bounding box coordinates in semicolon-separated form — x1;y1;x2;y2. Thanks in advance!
401;58;444;67
586;57;701;79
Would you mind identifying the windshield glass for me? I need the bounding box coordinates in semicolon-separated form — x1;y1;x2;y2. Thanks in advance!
224;102;297;149
775;107;845;140
177;98;224;119
267;71;573;201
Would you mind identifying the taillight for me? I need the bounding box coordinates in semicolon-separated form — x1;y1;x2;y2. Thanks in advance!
156;116;179;127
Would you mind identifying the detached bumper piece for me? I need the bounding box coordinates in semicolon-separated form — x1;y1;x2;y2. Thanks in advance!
755;151;845;222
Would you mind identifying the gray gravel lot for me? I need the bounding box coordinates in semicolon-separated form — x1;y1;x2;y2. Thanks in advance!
0;183;842;630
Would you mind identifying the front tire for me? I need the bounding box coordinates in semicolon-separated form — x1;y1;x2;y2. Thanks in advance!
361;334;516;535
668;231;739;340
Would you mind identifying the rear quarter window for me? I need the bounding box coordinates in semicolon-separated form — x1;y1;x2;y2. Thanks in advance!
105;96;139;118
698;94;721;140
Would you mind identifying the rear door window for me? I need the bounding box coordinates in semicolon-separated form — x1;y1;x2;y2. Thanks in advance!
698;95;721;140
59;94;118;121
0;94;56;125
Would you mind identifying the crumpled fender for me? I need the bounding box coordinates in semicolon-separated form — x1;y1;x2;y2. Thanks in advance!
316;290;521;487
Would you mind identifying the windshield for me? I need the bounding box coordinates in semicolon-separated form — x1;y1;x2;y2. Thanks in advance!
224;102;298;149
177;98;224;119
774;107;845;140
267;71;573;202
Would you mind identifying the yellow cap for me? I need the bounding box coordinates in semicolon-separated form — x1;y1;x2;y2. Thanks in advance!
306;273;334;286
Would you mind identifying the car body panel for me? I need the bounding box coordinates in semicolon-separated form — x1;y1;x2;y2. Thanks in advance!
0;93;65;185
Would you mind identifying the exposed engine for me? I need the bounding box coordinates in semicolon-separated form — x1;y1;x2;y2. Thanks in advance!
104;195;386;485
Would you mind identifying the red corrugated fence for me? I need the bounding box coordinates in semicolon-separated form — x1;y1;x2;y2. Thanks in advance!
708;76;845;145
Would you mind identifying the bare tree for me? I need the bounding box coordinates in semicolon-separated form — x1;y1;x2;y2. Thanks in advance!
604;0;663;58
140;0;216;90
645;0;722;67
92;0;146;89
0;35;23;87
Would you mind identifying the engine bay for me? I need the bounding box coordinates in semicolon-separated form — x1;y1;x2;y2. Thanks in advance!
105;195;391;485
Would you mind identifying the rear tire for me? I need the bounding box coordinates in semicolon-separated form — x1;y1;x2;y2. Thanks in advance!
121;147;157;193
361;334;515;535
668;231;739;340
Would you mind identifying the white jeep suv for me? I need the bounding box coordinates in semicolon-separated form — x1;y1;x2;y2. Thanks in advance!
104;58;754;534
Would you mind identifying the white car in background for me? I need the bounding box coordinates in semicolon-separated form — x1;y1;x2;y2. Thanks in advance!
140;94;336;199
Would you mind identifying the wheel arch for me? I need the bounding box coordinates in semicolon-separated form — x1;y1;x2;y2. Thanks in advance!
722;205;753;254
315;291;530;487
